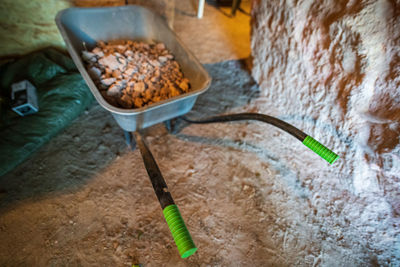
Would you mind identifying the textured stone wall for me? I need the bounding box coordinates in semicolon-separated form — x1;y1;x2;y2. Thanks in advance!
0;0;175;58
251;0;400;201
0;0;73;58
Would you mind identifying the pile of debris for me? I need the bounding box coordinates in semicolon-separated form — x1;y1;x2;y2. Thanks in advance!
82;40;190;109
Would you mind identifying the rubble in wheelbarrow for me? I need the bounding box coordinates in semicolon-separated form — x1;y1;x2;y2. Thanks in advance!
82;40;191;109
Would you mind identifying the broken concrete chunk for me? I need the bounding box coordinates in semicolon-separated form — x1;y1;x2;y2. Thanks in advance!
107;84;121;96
124;50;134;57
127;81;135;88
116;45;126;52
83;40;191;109
158;56;168;63
88;67;101;80
117;59;127;71
169;86;181;97
151;76;159;83
179;80;189;92
134;97;144;108
112;69;122;79
119;93;133;108
156;43;165;51
143;89;153;101
82;51;97;62
92;47;104;58
101;78;116;86
99;55;120;70
124;67;136;77
133;82;145;93
149;60;161;67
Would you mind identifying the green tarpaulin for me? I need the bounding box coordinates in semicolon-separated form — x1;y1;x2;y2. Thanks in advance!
0;48;93;176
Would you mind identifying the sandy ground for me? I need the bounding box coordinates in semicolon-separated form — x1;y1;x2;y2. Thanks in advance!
1;1;398;266
173;0;251;63
0;59;322;266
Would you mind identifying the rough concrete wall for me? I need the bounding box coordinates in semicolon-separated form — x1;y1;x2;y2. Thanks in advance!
0;0;73;58
251;0;400;199
251;2;400;263
0;0;130;58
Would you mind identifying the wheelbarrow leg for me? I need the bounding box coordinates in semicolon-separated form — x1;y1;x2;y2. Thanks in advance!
124;130;136;150
164;118;181;134
164;117;187;134
164;120;172;133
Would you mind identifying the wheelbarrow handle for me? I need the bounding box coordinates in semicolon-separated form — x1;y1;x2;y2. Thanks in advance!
182;113;339;165
134;132;197;258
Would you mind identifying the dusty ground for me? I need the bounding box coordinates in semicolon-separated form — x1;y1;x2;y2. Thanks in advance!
0;59;325;266
173;0;251;63
1;1;398;266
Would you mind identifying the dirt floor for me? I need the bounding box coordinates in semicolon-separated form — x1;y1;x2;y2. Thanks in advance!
173;0;251;63
1;1;398;266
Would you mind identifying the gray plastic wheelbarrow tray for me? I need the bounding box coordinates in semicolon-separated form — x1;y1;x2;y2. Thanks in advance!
56;6;211;131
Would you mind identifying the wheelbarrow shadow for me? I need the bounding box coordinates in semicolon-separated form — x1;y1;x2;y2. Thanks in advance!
0;104;127;213
0;58;257;213
165;58;259;133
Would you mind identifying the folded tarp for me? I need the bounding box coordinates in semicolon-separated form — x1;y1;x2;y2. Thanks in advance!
0;48;93;176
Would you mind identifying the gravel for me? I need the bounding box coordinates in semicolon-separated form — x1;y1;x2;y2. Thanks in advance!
82;40;190;109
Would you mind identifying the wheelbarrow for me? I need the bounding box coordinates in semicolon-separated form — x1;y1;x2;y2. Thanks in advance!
56;5;339;259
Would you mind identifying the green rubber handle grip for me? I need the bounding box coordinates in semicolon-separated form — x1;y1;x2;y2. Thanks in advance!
302;136;339;164
163;204;197;258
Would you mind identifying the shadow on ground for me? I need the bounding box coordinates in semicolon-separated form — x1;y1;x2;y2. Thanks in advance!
0;103;127;212
0;58;259;212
